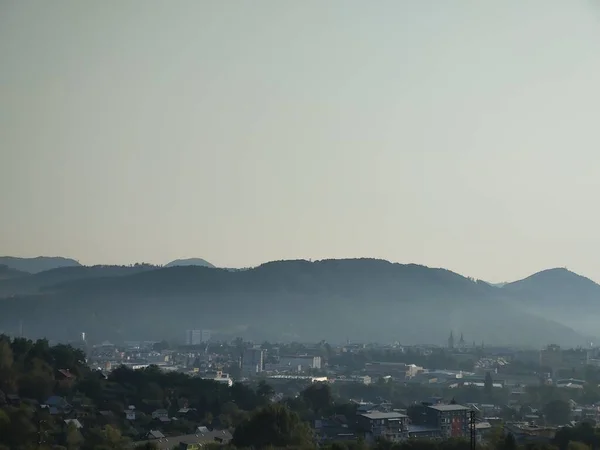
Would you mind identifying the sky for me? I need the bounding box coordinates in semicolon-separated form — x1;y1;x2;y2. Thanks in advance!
1;1;600;283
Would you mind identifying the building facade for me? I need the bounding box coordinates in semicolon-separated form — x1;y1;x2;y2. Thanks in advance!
357;412;409;443
185;330;202;346
242;348;264;376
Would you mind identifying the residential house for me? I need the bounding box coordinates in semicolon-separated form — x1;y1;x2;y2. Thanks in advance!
151;409;169;420
315;418;357;443
125;405;136;421
64;419;83;430
357;412;409;443
44;396;72;415
134;430;233;450
146;430;166;440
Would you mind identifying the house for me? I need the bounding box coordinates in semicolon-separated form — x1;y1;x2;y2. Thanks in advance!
315;418;357;443
98;410;117;424
57;369;76;381
125;405;136;421
151;409;169;420
44;396;71;411
357;412;409;443
64;419;83;429
147;430;166;440
134;430;233;450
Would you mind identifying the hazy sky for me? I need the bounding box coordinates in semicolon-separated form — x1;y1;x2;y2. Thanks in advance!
2;1;600;282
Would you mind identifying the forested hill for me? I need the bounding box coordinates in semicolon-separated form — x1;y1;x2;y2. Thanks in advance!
0;259;589;346
0;256;80;273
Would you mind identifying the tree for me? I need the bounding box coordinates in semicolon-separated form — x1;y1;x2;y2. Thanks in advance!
256;380;275;402
0;340;15;393
544;399;572;425
66;422;84;450
503;432;518;450
301;383;333;413
233;403;313;448
134;443;159;450
568;443;590;450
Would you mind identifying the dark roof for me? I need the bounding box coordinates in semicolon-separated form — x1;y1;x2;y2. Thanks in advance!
360;412;408;420
428;404;470;412
134;430;232;450
147;430;165;439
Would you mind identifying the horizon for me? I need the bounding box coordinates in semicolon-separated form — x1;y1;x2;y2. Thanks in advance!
0;253;585;284
3;1;600;283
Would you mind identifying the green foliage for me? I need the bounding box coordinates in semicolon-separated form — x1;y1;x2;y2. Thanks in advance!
302;382;333;413
233;403;314;448
543;400;572;425
567;442;590;450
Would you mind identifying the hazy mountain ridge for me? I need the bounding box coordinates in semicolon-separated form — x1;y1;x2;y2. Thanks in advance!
0;256;80;274
502;267;600;336
0;259;590;346
166;258;215;268
0;264;158;297
0;264;29;280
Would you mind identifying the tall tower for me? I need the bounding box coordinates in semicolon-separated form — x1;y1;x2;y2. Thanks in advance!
448;331;455;349
459;333;465;348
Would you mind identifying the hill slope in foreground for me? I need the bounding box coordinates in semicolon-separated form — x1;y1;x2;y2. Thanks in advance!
0;259;591;346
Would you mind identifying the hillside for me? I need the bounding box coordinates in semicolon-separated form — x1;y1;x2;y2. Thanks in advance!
0;264;29;280
503;268;600;336
0;264;157;297
0;259;586;346
0;256;80;273
166;258;215;268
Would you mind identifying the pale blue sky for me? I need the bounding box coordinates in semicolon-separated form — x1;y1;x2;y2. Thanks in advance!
1;1;600;282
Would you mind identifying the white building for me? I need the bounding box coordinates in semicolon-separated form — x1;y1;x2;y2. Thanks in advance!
277;355;322;371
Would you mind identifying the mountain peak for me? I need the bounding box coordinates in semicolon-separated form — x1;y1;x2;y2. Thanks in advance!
165;258;215;268
0;256;80;274
514;267;596;286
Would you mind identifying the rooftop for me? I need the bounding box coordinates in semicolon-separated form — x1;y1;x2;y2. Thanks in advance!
360;412;408;420
428;404;471;412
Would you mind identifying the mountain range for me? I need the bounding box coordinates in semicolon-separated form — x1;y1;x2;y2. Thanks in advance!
0;257;598;347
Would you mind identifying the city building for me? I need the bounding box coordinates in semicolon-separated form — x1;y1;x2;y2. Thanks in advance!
425;404;470;438
242;348;264;376
540;345;562;376
408;403;470;438
357;412;409;443
504;422;556;444
277;355;321;371
185;330;203;346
